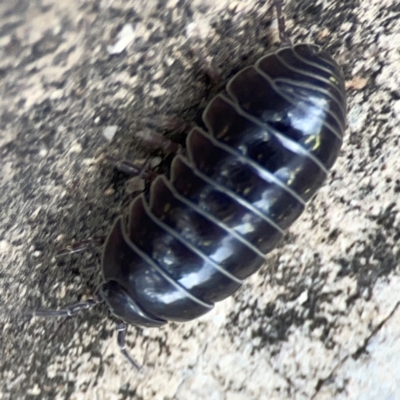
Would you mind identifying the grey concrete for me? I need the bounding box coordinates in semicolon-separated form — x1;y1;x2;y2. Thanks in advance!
1;0;399;399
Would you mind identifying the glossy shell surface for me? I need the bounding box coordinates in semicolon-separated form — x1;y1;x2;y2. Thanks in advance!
100;43;347;327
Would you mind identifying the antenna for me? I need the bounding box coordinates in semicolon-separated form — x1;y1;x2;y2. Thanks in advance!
25;295;142;371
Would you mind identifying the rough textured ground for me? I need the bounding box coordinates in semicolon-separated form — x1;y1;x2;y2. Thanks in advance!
1;0;399;399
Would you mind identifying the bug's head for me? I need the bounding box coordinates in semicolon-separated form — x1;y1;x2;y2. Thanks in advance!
99;280;166;328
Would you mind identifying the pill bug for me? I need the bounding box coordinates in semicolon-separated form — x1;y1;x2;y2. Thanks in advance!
29;0;346;370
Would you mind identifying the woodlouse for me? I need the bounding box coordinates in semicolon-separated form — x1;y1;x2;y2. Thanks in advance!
29;0;346;370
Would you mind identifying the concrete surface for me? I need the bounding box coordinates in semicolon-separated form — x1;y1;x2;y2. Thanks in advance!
1;0;400;399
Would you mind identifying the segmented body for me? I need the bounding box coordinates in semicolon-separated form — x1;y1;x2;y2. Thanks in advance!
99;44;346;327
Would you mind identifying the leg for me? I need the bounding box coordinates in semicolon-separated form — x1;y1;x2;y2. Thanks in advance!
105;154;162;209
25;297;102;318
117;322;141;372
105;155;158;180
143;115;195;135
191;47;223;83
135;130;183;155
272;0;291;46
56;236;106;257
